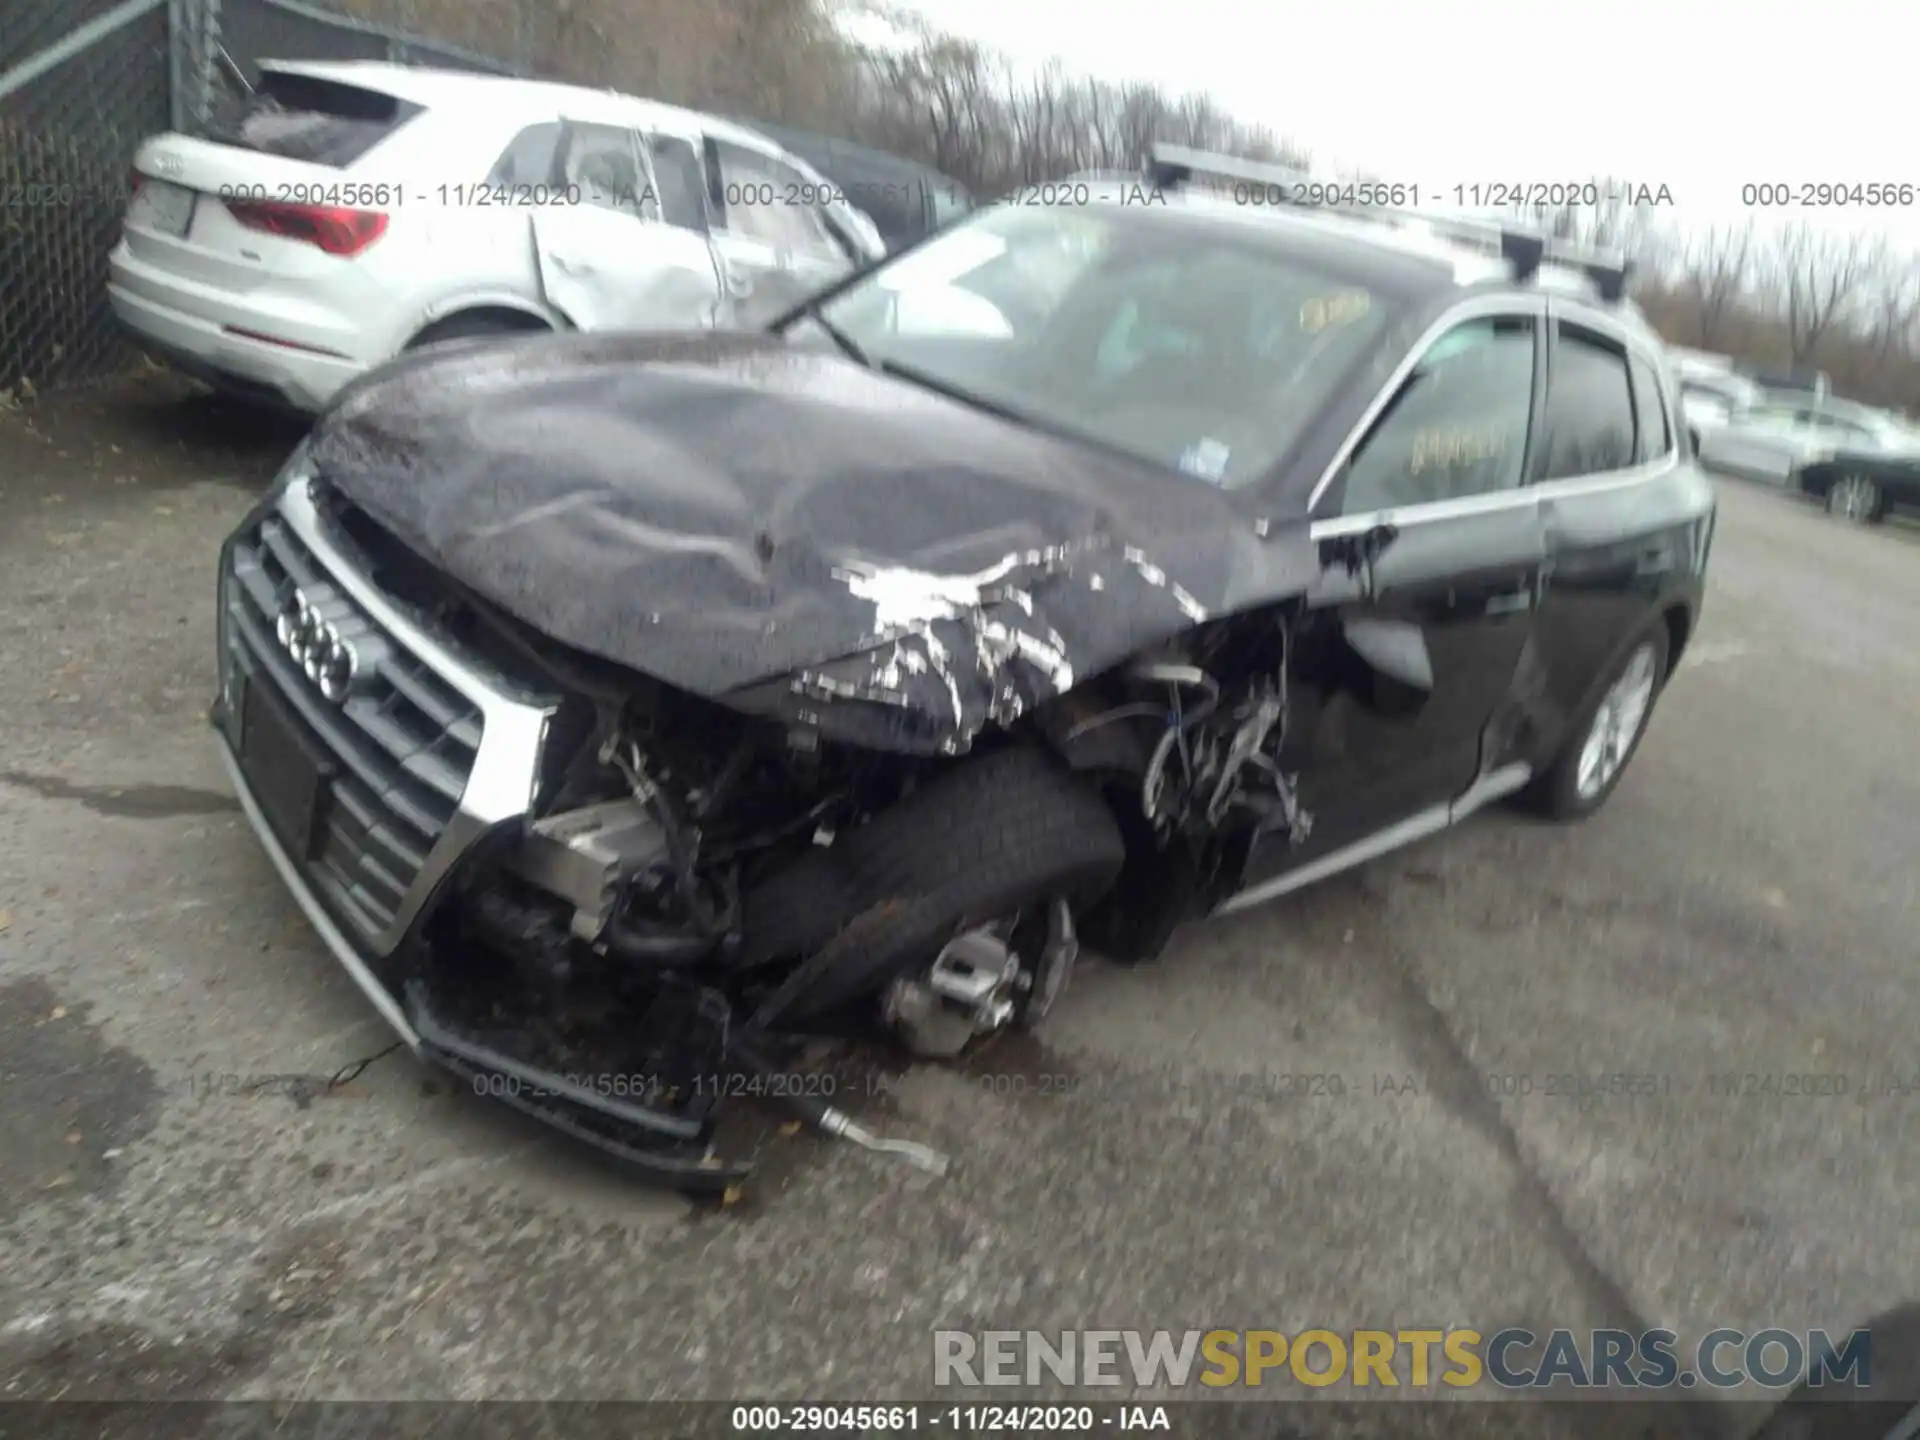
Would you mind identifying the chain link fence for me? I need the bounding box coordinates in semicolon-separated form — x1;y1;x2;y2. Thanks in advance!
3;0;172;393
1;0;526;395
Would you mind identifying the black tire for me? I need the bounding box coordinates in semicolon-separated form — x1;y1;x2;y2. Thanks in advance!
405;312;549;350
738;746;1125;1018
1519;623;1670;822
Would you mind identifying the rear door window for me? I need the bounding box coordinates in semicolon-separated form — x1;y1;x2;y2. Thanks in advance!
1535;325;1638;480
207;71;421;168
643;133;709;232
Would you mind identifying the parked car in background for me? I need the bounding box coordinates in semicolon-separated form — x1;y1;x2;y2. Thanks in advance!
1675;368;1763;451
1742;364;1830;404
1695;397;1920;522
733;119;972;252
109;62;886;413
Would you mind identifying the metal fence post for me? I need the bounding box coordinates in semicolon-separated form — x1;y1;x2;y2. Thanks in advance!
195;0;221;131
167;0;191;131
389;0;411;64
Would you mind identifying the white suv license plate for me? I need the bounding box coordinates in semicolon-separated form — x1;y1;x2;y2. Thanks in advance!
130;178;195;238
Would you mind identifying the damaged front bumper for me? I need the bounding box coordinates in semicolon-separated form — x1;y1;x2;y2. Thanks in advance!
212;473;781;1192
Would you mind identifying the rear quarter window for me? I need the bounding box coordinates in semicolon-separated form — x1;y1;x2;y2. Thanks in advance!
208;72;422;168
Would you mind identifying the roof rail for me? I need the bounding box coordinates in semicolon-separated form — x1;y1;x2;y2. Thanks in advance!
1144;143;1634;302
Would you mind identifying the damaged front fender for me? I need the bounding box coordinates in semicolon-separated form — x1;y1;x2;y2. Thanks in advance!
722;537;1271;754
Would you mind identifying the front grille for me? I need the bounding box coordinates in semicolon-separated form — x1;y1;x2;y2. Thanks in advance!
223;510;484;943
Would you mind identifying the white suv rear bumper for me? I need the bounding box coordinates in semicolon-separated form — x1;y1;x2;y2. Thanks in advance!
108;242;378;411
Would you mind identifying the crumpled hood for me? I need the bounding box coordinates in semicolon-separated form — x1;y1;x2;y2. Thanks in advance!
307;330;1317;752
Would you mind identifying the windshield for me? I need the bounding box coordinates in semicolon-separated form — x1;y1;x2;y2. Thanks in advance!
208;71;420;168
803;201;1403;488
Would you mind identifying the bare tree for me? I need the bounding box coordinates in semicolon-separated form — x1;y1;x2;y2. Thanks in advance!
369;0;1920;413
1683;224;1757;350
1860;241;1920;367
1766;223;1872;369
1507;176;1668;260
828;25;1305;195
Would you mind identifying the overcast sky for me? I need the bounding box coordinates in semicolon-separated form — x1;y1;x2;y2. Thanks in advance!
888;0;1920;250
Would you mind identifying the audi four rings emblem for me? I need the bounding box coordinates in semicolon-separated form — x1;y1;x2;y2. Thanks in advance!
275;588;357;702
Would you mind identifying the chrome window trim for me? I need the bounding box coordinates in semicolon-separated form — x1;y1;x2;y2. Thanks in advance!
1305;292;1548;516
1308;290;1683;540
262;474;555;955
1311;452;1681;540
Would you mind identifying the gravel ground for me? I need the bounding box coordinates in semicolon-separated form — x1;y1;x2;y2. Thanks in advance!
1;373;1915;1438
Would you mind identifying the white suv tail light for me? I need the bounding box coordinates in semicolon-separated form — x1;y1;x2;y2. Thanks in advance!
224;199;389;257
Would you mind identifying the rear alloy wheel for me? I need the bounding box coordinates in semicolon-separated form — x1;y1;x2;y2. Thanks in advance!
1521;626;1669;821
1573;642;1659;803
1825;473;1882;523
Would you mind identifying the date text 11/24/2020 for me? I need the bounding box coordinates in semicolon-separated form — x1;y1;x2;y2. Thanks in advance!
1003;180;1676;210
450;1068;1920;1109
213;179;957;210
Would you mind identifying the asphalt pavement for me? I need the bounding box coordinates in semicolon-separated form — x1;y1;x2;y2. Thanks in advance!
1;374;1915;1437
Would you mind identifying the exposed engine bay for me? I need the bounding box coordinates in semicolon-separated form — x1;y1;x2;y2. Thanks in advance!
401;600;1313;1191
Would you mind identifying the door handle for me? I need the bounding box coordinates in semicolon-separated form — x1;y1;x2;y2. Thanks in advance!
1484;589;1533;616
551;253;594;277
723;267;753;299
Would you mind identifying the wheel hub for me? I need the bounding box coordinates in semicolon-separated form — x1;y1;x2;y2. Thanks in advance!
883;927;1022;1058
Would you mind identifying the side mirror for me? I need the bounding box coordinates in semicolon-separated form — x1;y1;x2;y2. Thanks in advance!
1342;617;1433;692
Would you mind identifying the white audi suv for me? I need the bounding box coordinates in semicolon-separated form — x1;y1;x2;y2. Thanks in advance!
109;61;886;412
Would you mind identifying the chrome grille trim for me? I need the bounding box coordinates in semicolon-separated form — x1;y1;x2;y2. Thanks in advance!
218;472;553;956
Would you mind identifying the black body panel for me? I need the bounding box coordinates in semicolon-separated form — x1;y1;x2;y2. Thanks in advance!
306;329;1318;754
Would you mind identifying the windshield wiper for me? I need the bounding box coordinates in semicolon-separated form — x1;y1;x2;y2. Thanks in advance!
873;357;1037;429
806;310;873;369
871;356;1205;477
